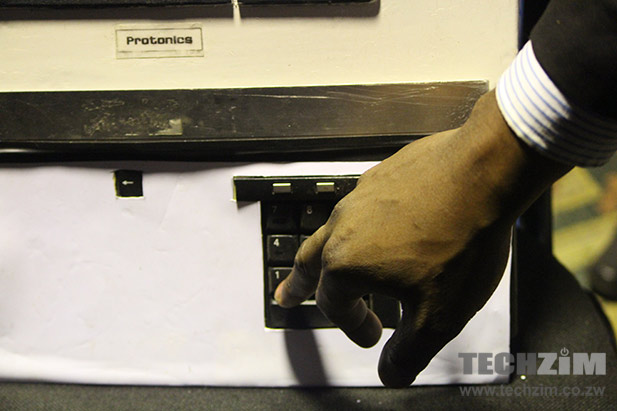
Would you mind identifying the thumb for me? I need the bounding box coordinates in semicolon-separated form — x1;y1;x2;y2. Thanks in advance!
378;301;457;388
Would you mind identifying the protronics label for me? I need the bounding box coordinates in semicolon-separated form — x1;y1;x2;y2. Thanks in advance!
115;25;204;59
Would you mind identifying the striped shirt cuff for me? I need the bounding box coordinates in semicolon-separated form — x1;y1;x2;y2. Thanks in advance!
496;41;617;167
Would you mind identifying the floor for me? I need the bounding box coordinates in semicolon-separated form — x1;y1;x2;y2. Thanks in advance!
552;156;617;338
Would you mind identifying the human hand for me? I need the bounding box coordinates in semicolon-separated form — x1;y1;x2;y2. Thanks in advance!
274;90;571;387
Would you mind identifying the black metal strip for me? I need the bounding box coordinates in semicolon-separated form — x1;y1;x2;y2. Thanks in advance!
234;175;360;202
0;82;487;161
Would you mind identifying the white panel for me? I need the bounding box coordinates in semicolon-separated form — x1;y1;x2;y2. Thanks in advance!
0;1;518;91
0;162;510;386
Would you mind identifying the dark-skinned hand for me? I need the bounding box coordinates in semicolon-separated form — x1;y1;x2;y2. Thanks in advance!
275;90;571;387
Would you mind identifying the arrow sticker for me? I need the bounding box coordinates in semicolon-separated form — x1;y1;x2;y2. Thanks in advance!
114;170;143;198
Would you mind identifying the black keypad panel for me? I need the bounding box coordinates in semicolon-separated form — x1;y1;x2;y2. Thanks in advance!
234;175;400;329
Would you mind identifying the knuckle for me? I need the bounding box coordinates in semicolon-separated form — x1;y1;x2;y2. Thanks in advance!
291;241;307;269
292;241;318;281
291;254;307;277
358;166;377;183
320;238;360;287
321;239;348;275
356;174;367;187
354;177;368;192
329;199;347;222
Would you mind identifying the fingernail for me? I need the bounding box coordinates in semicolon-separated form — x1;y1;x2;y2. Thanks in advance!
274;283;284;305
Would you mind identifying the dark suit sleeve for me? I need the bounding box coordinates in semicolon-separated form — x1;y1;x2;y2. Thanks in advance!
530;0;617;119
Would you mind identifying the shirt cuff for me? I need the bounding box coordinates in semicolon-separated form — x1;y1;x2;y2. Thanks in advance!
496;41;617;167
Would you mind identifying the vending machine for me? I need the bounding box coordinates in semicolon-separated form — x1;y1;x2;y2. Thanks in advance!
0;0;518;386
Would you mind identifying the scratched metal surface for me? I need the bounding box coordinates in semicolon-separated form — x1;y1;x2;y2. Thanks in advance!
0;82;487;159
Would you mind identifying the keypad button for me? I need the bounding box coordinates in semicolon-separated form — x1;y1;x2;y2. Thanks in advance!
272;182;292;194
268;265;315;301
268;267;292;295
315;181;336;193
264;203;298;233
300;203;333;233
266;235;299;265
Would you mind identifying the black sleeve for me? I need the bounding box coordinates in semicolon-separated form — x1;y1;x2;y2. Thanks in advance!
530;0;617;119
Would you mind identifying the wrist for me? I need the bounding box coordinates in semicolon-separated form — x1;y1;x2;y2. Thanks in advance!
458;90;572;225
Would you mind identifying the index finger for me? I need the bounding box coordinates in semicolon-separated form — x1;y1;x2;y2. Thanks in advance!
274;225;329;308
